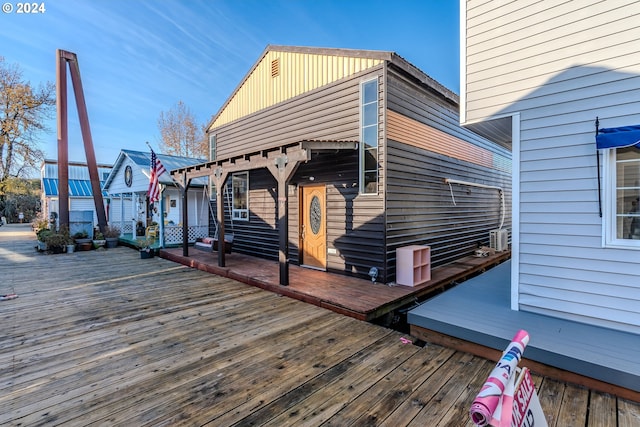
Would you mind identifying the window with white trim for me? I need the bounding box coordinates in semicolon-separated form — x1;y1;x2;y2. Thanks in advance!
605;145;640;246
360;79;379;194
232;172;249;221
209;134;216;161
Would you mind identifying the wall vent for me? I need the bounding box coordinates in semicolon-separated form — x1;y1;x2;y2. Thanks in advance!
271;58;280;78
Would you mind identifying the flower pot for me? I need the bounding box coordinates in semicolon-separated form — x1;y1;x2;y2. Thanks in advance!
140;249;154;259
93;239;106;249
105;237;119;248
77;241;93;251
49;245;65;254
66;244;75;253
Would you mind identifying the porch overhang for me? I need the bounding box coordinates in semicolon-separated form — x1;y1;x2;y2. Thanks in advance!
168;140;358;286
169;140;357;182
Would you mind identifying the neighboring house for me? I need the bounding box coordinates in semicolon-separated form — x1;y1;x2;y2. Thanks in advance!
456;1;640;334
172;45;511;284
40;159;113;231
103;149;208;245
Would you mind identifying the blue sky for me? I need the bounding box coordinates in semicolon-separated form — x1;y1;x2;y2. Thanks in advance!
1;0;459;165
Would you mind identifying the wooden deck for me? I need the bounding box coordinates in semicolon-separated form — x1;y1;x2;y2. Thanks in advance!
160;245;511;323
408;260;640;402
2;224;640;426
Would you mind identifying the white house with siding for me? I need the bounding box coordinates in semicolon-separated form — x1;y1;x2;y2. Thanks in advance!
460;0;640;334
40;159;118;230
103;150;209;245
408;0;640;396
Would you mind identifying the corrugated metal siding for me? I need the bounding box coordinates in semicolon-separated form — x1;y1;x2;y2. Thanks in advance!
208;151;386;280
292;151;385;279
211;50;383;129
464;0;640;333
387;66;512;274
388;111;510;173
386;140;511;269
208;68;387;280
210;169;280;258
210;66;382;159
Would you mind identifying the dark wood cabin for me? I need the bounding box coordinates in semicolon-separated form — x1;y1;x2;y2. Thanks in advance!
172;45;511;285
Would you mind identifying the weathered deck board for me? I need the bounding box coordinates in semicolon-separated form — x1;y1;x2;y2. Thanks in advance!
161;246;511;321
1;224;638;426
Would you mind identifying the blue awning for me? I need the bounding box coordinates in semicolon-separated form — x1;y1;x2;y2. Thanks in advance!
596;124;640;149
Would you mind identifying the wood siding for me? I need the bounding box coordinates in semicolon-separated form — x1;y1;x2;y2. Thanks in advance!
463;0;640;333
386;67;512;273
211;50;383;129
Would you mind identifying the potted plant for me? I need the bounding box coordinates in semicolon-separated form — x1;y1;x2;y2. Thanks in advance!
103;225;121;248
36;228;52;251
73;231;92;251
93;231;106;249
137;238;155;259
44;232;68;254
34;217;51;251
58;225;75;253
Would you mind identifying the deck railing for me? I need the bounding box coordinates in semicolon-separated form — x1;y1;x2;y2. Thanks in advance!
163;225;209;245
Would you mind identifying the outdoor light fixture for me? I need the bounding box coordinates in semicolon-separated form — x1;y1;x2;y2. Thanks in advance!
368;267;378;283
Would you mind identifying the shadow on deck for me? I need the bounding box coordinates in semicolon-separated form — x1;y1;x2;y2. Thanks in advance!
160;246;511;323
408;260;640;402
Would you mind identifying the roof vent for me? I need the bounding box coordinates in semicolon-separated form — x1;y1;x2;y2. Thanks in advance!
271;58;280;78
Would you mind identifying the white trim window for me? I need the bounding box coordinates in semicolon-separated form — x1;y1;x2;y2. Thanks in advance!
232;172;249;221
604;145;640;248
360;78;379;194
209;134;216;161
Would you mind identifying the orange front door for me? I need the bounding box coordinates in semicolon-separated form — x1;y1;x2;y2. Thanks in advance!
301;185;326;270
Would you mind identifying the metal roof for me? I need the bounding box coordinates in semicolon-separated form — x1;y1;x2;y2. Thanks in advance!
103;149;208;190
42;178;108;197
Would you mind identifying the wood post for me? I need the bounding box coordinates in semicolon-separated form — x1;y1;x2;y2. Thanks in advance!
267;154;303;286
180;172;191;257
213;167;229;267
56;49;107;232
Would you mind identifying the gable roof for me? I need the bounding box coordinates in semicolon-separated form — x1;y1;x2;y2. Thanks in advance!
207;45;458;131
103;149;207;189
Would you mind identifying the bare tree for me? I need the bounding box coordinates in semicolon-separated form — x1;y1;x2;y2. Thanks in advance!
157;100;207;158
0;57;55;181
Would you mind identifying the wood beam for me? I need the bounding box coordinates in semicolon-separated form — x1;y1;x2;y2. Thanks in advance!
181;172;191;257
212;167;229;267
266;154;304;286
56;49;108;232
170;146;310;183
56;51;69;228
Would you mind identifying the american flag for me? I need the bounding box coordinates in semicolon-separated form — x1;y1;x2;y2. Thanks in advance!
147;149;166;203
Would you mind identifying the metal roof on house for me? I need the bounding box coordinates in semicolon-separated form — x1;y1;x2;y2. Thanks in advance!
103;149;208;190
207;45;459;131
42;178;108;197
123;149;206;175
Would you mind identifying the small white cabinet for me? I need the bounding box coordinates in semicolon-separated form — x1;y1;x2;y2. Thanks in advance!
396;245;431;286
